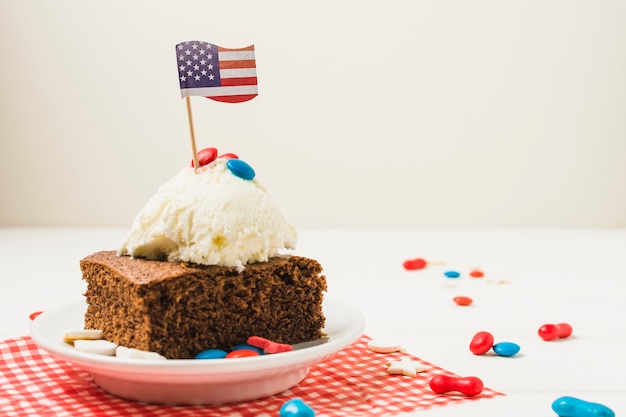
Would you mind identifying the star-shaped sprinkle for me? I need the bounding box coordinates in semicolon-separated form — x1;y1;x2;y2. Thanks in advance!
385;358;428;377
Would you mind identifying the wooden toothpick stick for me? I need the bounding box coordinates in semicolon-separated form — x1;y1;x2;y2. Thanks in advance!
185;96;199;173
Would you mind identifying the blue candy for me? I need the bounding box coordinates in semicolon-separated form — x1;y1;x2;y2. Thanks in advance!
444;270;460;278
492;342;520;357
552;396;615;417
280;398;315;417
227;159;255;180
195;349;228;360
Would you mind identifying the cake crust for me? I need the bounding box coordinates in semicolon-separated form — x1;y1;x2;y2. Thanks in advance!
81;251;327;359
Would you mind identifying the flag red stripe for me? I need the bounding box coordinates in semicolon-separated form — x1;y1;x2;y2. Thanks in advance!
220;77;258;87
219;59;257;69
208;94;258;103
217;45;255;52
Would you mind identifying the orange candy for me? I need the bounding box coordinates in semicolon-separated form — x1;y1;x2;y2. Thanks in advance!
453;296;473;306
469;269;484;278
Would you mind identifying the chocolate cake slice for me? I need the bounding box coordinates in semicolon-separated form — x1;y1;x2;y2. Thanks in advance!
80;251;327;359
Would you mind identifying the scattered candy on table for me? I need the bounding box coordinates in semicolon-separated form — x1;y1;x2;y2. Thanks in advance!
385;357;428;377
29;311;43;321
402;258;446;270
397;256;593;408
551;396;615;417
402;258;428;270
247;336;293;354
453;296;473;306
280;398;316;417
492;342;521;357
367;339;403;353
429;375;484;396
469;269;485;278
469;331;495;355
538;323;573;341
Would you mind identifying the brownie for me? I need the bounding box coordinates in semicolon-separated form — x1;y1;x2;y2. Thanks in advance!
80;251;327;359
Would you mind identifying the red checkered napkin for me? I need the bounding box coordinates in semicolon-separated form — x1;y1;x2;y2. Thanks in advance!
0;335;504;416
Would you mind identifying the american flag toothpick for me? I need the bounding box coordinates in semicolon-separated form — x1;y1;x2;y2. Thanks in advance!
175;41;258;172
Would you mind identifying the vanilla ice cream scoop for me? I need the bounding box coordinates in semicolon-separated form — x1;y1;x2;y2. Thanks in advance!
117;156;297;270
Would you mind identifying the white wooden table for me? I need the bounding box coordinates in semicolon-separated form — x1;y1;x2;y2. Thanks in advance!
1;228;624;415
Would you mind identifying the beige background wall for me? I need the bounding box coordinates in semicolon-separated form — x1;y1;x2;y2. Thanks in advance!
1;0;625;229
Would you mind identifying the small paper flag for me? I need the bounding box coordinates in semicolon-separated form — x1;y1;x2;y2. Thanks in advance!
175;41;258;103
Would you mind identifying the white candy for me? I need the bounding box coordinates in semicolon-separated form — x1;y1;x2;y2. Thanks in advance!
63;329;103;342
116;346;167;360
73;339;118;356
367;339;403;353
385;357;428;377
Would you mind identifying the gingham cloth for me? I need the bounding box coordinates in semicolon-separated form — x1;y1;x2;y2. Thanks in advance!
0;335;504;416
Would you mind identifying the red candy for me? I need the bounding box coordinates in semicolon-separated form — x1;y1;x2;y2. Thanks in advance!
190;147;218;168
247;336;293;354
469;269;484;278
538;323;573;341
429;375;484;396
555;323;573;338
469;331;494;355
29;311;43;321
218;153;239;160
225;349;260;358
402;258;427;270
453;296;473;306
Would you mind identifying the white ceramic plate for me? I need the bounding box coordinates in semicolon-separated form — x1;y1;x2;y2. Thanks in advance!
31;298;365;405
